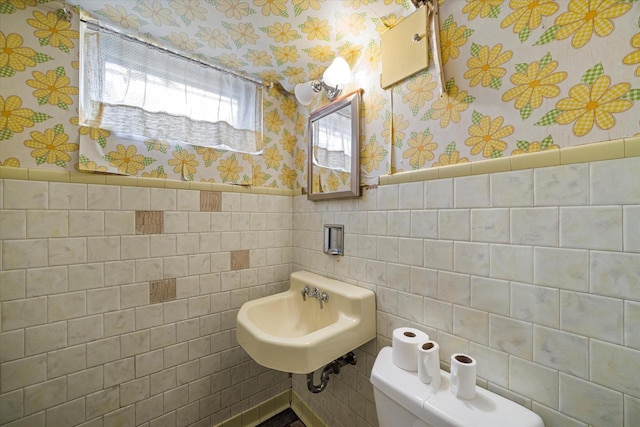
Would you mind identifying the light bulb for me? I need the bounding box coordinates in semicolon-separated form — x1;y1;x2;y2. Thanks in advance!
294;82;319;106
323;57;351;88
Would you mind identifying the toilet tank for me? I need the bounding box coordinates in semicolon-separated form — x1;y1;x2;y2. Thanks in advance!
370;347;544;427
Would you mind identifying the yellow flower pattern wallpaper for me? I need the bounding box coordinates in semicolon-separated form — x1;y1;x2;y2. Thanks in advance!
1;0;638;188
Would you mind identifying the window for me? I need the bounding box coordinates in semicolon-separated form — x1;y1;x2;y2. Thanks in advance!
79;20;263;154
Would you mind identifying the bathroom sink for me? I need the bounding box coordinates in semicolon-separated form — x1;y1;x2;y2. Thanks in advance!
236;270;376;374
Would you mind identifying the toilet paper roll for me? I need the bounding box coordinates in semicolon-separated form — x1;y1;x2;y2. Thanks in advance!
418;341;441;389
392;327;429;371
450;353;477;400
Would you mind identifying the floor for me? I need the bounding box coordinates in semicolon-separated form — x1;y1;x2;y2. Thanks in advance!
258;408;305;427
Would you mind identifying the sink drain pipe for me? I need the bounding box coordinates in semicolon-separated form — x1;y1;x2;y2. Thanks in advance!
306;352;357;393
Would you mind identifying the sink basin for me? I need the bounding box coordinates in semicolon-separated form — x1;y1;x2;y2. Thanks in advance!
236;270;376;374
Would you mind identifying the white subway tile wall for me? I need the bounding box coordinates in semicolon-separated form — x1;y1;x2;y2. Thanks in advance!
290;157;640;427
0;181;292;426
1;156;639;427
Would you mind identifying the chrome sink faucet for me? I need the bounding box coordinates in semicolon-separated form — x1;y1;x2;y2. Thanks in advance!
301;285;310;301
317;291;329;309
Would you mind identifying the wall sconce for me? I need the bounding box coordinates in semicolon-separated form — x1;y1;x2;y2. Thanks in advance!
294;57;351;106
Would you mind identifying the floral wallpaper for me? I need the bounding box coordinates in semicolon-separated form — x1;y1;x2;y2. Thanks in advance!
1;0;639;190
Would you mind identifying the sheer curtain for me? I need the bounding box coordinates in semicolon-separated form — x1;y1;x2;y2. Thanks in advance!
312;109;351;172
80;21;263;154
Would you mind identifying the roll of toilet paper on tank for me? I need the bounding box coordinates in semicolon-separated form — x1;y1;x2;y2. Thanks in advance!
418;341;441;389
450;353;477;400
392;327;429;371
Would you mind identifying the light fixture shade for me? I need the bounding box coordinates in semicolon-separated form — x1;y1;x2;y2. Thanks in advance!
279;80;296;93
323;57;351;87
294;82;319;106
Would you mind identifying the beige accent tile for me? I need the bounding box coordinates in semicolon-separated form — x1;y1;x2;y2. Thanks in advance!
625;135;640;157
560;206;622;251
510;149;560;171
561;291;623;344
0;330;24;363
559;373;622;427
0;354;46;392
47;344;86;378
2;239;48;270
135;210;163;235
1;297;47;331
591;157;640;205
0;167;29;180
25;321;66;356
470;157;511;175
104;358;134;388
23;377;66;415
150;278;177;304
561;139;624;165
26;210;68;238
231;250;250;270
511;282;559;328
533;326;588;379
68;366;103;400
3;180;48;209
509;357;558;409
535;164;589;206
437;162;471;178
411;168;439;182
490;315;532;360
138;177;165;188
164;179;190;190
201;191;222;212
69;172;106;184
86;386;120;420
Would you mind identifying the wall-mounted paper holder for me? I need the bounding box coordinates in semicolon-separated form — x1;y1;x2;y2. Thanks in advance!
324;225;344;256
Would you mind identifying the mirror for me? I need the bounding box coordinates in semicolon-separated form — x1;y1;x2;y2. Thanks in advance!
308;90;362;200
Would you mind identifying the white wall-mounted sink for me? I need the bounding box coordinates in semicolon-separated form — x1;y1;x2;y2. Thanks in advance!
236;271;376;374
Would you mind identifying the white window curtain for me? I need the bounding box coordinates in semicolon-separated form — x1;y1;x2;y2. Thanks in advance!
80;21;263;154
312;110;351;172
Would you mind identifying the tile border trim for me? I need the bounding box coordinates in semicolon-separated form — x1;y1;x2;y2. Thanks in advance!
379;136;640;185
215;390;292;427
0;167;303;197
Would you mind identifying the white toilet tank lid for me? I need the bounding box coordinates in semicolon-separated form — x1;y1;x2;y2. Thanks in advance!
370;347;544;427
